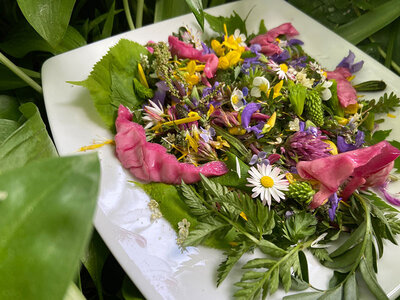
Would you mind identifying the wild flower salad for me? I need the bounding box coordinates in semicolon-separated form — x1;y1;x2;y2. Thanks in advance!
75;12;400;300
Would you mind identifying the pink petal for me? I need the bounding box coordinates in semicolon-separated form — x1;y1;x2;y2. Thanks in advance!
168;36;202;60
200;53;219;78
297;141;400;208
115;105;228;184
326;67;357;107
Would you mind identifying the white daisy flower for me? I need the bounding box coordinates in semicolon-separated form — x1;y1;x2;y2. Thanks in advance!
296;69;314;88
230;88;245;111
246;164;289;207
268;60;291;80
233;29;247;47
250;76;270;98
143;100;165;129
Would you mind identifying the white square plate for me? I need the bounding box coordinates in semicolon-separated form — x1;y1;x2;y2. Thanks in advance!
42;0;400;299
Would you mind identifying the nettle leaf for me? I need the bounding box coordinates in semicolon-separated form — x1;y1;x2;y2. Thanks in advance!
205;11;247;36
0;103;57;175
283;211;317;243
0;153;100;300
17;0;76;47
70;39;148;130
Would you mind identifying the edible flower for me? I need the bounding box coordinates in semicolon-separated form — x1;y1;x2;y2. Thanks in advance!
251;76;270;97
326;67;357;107
336;130;365;153
143;100;165;129
241;102;261;128
262;112;277;133
296;141;400;208
246;164;289;207
230;88;245;111
337;50;364;73
249;151;269;166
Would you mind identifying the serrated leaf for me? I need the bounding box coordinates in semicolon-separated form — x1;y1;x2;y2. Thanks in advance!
258;239;287;257
241;271;264;281
283;211;317;243
330;221;366;258
269;267;280;295
204;11;247;36
310;248;333;263
183;221;227;246
180;182;209;217
359;258;389;300
200;173;230;198
243;258;276;269
217;242;250;286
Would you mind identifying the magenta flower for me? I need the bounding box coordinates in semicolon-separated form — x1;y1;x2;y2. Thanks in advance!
115;105;228;184
297;141;400;209
250;23;299;56
326;67;357;107
285;130;331;164
168;36;218;78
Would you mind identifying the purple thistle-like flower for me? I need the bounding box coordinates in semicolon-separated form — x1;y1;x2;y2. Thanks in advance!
337;50;364;73
337;130;365;152
328;192;341;221
285;130;331;164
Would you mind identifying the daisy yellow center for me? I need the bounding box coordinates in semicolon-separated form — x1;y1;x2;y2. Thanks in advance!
259;83;268;93
280;63;288;73
260;176;274;188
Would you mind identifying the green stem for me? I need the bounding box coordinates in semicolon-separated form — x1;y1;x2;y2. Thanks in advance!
122;0;135;30
135;0;144;28
0;52;42;94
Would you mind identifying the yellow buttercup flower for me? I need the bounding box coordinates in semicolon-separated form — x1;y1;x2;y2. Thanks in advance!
211;39;225;57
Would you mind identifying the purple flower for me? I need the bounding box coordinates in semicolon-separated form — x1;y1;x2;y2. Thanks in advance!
337;130;365;153
337;50;364;73
288;39;304;46
379;181;400;206
271;50;290;63
152;81;169;106
285;130;331;164
299;121;306;132
306;126;318;137
289;56;307;68
200;127;215;142
202;81;220;97
248;122;265;139
249;151;269;166
241;103;261;129
242;87;249;97
328;193;341;221
250;44;262;54
201;42;214;55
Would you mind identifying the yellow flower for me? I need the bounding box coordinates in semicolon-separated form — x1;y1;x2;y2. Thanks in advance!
268;80;283;99
211;39;225;56
324;140;338;155
185;131;199;152
138;63;149;88
229;126;247;135
218;50;242;69
212;136;230;149
180;60;205;88
262;112;277;133
344;103;358;114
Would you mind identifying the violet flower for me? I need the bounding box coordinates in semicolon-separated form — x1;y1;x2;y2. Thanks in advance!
337;50;364;73
378;181;400;206
249;151;269;166
200;127;215;143
337;130;365;152
289;56;307;68
241;103;261;129
271;50;290;64
202;81;220;97
248;122;265;139
151;81;169;106
287;39;304;46
328;193;341;221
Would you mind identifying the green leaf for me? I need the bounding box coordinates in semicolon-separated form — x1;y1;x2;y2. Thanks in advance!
180;181;210;218
283;291;323;300
258;239;287;257
283;211;317;243
70;39;148;129
17;0;76;47
330;221;366;258
298;251;309;283
364;92;400;114
323;242;363;272
243;257;276;269
0;25;86;58
101;1;115;39
217;242;250;286
0;64;28;91
359;258;389;300
318;285;343;300
185;0;204;30
0;95;21;121
183;221;227;246
269;267;280;295
335;0;400;44
343;273;358;300
0;119;19;144
389;140;400;174
288;81;307;117
63;283;86;300
0;103;57;175
368;129;392;144
204;11;247;36
137;182;197;229
310;248;333;263
154;0;191;23
81;230;110;300
257;19;267;35
133;78;154;99
121;276;145;300
0;153;100;300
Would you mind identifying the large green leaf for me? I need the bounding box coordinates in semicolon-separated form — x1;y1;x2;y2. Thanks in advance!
185;0;204;30
0;119;19;144
335;0;400;44
16;0;76;47
0;102;57;174
0;64;28;91
0;153;100;300
70;39;148;129
0;25;86;58
154;0;191;23
0;95;21;121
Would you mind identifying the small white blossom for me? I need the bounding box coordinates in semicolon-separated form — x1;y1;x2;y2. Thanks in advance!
250;77;270;98
288;118;300;131
233;29;247;47
176;219;191;247
296;69;315;88
148;199;162;221
321;80;333;100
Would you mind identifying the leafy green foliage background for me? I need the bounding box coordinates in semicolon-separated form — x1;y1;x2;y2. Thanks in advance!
0;0;399;299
